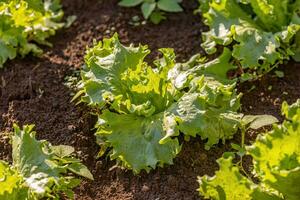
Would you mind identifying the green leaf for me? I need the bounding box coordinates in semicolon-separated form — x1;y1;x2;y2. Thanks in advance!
249;0;289;32
199;0;300;76
96;111;181;173
80;36;181;173
199;0;254;54
118;0;182;22
12;124;57;178
247;100;300;199
150;11;166;24
197;48;236;82
242;115;278;130
173;83;242;149
231;143;246;156
0;161;27;200
118;0;144;7
168;48;237;87
141;2;156;19
51;145;75;158
80;34;150;105
198;156;279;200
282;99;300;120
198;100;300;200
157;0;183;12
232;25;281;69
68;163;94;180
24;172;52;195
25;0;44;11
0;41;17;68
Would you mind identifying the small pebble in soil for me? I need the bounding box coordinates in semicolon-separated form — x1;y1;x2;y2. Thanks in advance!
67;124;76;131
141;185;150;192
274;98;281;105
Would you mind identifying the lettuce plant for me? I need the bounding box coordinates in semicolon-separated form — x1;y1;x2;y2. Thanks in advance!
198;99;300;200
0;0;65;67
199;0;300;79
0;124;93;200
76;34;245;173
118;0;183;24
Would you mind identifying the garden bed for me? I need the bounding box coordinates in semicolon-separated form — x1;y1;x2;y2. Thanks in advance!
0;0;299;199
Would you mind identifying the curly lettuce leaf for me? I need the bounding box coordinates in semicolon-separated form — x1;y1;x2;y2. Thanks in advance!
0;124;93;200
80;34;151;106
0;0;65;67
78;35;244;173
281;99;300;120
170;77;242;149
0;161;28;200
199;0;300;76
199;0;256;54
96;111;181;173
168;48;237;87
198;100;300;200
247;100;300;200
232;24;282;70
198;155;281;200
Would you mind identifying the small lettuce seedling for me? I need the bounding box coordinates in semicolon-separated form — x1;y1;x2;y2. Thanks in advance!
118;0;183;24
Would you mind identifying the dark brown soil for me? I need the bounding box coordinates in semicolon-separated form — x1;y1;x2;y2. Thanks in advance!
0;0;299;200
240;62;300;120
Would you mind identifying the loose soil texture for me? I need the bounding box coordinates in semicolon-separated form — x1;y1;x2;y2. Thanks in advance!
0;0;299;200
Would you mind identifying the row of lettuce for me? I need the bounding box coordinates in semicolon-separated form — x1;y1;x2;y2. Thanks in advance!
75;34;277;173
196;2;300;199
1;36;299;198
198;0;300;81
118;0;300;79
2;33;299;199
0;0;299;199
72;0;300;198
75;35;300;200
1;0;299;77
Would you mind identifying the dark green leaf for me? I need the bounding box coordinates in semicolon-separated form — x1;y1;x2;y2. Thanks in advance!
157;0;183;12
118;0;144;7
141;2;156;19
